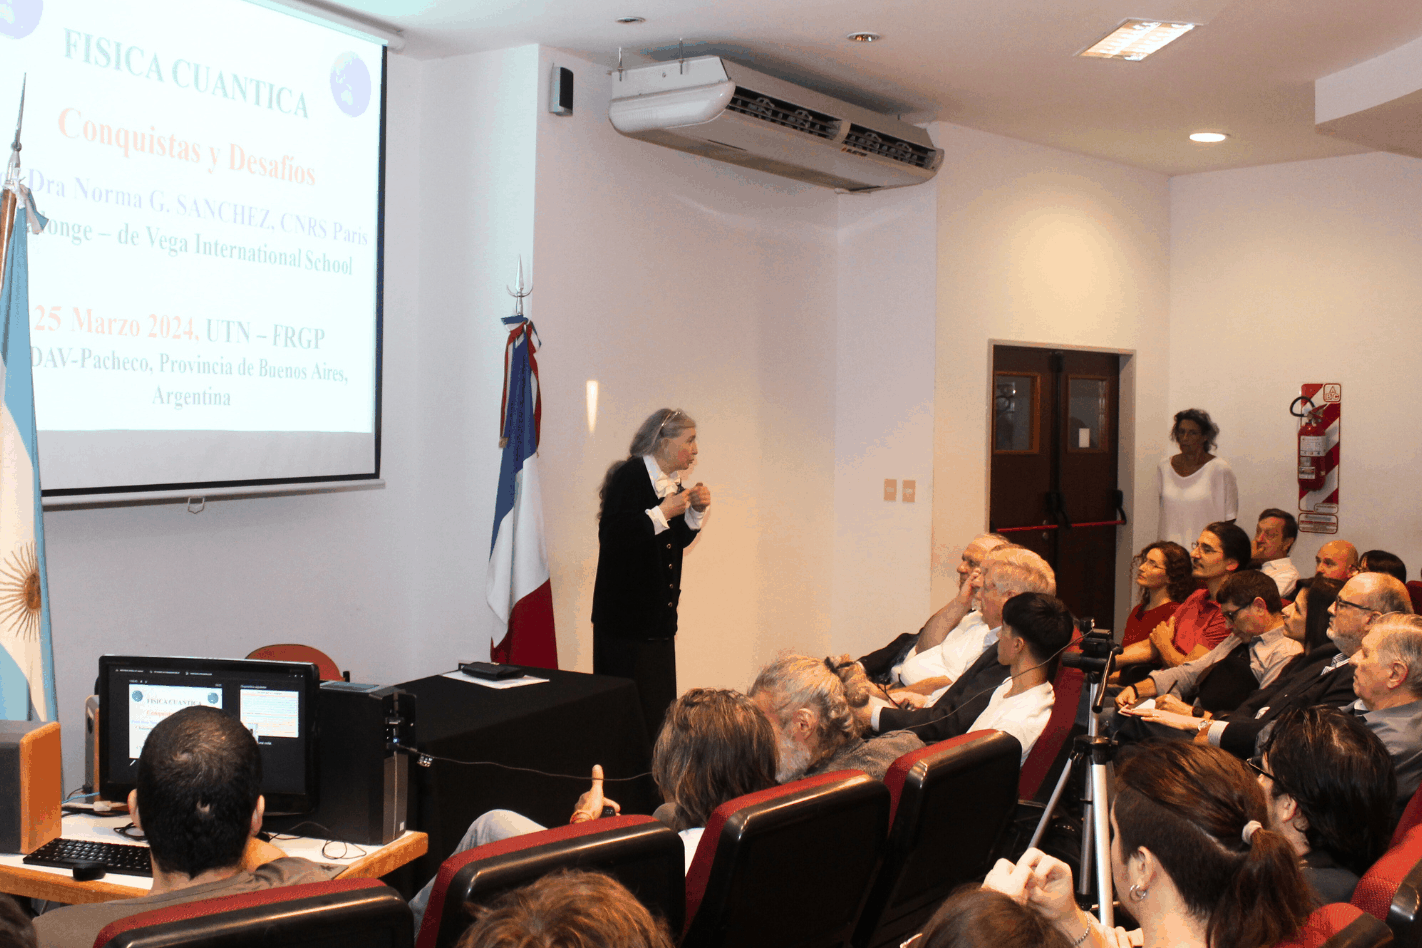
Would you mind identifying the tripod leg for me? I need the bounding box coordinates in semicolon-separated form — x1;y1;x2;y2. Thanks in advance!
1028;755;1075;851
1091;759;1114;927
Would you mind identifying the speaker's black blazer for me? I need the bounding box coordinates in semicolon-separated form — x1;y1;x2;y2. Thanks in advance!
592;458;699;640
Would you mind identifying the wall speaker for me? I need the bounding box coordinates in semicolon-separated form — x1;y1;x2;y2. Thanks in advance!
550;65;573;115
0;720;62;853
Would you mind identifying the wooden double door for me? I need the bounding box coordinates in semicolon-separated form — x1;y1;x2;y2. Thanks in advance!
989;346;1122;630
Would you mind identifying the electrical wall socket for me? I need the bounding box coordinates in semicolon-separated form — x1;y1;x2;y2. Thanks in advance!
902;480;916;502
883;479;897;502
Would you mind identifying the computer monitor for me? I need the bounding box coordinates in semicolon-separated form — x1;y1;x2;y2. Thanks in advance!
97;655;320;816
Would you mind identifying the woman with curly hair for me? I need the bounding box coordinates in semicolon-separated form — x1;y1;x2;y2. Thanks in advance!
1157;408;1238;550
1114;541;1195;682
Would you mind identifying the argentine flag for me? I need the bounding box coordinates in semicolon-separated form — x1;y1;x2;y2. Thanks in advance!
0;198;58;721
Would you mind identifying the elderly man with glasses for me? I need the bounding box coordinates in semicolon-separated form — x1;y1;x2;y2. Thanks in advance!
1115;570;1301;737
1349;610;1422;807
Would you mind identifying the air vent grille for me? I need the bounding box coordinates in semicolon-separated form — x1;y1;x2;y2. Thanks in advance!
727;87;839;140
842;124;938;168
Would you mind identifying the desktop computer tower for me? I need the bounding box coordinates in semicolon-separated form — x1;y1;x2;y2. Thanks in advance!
270;682;415;846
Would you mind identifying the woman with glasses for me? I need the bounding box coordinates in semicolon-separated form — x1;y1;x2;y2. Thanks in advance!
1253;706;1395;905
1157;409;1238;550
983;742;1312;948
593;408;712;738
1113;541;1195;685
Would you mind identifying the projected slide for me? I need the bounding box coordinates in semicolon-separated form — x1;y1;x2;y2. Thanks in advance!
0;0;383;492
127;683;221;758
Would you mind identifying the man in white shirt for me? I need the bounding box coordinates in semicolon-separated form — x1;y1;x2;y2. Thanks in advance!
1253;508;1300;599
856;533;1007;686
969;591;1075;764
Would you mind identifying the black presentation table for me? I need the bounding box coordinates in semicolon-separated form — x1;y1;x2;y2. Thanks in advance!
394;668;659;888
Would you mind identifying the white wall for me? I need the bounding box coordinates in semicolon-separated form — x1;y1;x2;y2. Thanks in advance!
1170;152;1422;575
927;123;1173;632
530;49;840;691
830;184;939;657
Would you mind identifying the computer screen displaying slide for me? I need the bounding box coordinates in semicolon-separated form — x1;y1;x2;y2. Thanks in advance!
97;654;320;815
0;0;385;496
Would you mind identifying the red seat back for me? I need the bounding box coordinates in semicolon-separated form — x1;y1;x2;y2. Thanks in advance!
1354;823;1422;942
414;814;683;948
853;730;1020;948
682;770;890;948
1407;582;1422;618
1393;792;1422;849
1274;903;1394;948
93;878;408;948
246;644;344;681
1018;659;1085;800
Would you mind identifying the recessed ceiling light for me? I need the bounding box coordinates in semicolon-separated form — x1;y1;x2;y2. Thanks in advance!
845;32;881;43
1189;132;1228;143
1078;19;1196;61
616;16;645;24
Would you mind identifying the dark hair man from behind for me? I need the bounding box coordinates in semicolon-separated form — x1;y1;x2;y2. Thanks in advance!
138;704;263;877
34;706;342;948
456;870;675;948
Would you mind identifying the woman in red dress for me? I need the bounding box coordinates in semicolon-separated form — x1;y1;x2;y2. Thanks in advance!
1115;541;1195;684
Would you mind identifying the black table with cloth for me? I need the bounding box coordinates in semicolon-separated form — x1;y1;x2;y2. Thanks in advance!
392;668;660;892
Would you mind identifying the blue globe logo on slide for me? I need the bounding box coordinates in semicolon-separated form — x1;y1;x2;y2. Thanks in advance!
131;690;143;702
330;52;371;117
0;0;43;40
207;692;219;705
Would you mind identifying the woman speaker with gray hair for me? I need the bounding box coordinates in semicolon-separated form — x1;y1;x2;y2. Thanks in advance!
593;408;712;739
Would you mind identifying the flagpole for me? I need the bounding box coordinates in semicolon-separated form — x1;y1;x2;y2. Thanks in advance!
0;77;25;289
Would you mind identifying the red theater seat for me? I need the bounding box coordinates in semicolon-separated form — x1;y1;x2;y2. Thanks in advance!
413;814;684;948
1018;659;1085;801
682;770;890;948
93;878;409;948
853;730;1020;948
1273;903;1393;948
1353;823;1422;943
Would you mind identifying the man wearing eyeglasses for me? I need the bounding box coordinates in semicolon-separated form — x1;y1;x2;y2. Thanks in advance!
1116;571;1300;735
1327;571;1412;657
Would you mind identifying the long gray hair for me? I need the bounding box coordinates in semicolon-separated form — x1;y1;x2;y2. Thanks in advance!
597;408;697;519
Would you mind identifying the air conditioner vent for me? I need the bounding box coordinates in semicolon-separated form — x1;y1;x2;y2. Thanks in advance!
727;87;840;140
842;124;939;169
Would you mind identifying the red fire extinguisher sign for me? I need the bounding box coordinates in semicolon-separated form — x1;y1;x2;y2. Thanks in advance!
1297;383;1341;535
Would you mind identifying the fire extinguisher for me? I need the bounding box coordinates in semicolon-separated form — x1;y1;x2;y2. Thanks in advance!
1291;396;1326;493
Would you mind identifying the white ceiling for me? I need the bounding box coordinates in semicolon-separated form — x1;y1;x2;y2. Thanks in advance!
324;0;1422;175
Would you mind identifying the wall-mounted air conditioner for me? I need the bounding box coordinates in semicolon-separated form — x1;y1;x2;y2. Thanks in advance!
609;56;942;192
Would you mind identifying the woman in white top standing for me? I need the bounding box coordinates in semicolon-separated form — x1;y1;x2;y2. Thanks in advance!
1157;409;1237;550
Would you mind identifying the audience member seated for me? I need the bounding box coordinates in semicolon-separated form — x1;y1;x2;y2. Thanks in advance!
1175;576;1350;758
958;592;1073;764
1315;540;1359;581
1113;541;1194;686
407;688;777;929
1350;612;1422;805
749;654;922;781
1360;549;1408;584
0;896;35;948
867;547;1056;744
1118;522;1248;673
983;743;1312;948
858;533;1008;689
1255;706;1396;905
34;706;341;948
1251;508;1301;598
905;886;1071;948
1116;570;1300;737
454;869;675;948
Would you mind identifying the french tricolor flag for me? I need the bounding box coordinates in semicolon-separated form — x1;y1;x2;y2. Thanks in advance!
486;315;557;668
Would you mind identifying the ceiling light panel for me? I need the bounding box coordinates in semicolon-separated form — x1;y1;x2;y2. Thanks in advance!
1078;20;1196;61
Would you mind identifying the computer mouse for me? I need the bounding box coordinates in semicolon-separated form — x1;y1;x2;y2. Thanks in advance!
71;861;107;882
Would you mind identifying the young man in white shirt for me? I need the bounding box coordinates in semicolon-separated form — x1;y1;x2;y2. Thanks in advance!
969;591;1075;764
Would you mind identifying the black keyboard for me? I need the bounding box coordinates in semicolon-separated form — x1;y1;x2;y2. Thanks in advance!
24;837;153;877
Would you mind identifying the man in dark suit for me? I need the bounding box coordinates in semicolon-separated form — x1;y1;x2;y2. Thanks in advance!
866;546;1056;744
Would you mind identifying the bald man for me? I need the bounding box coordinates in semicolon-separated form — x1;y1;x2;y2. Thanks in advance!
1316;540;1359;581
